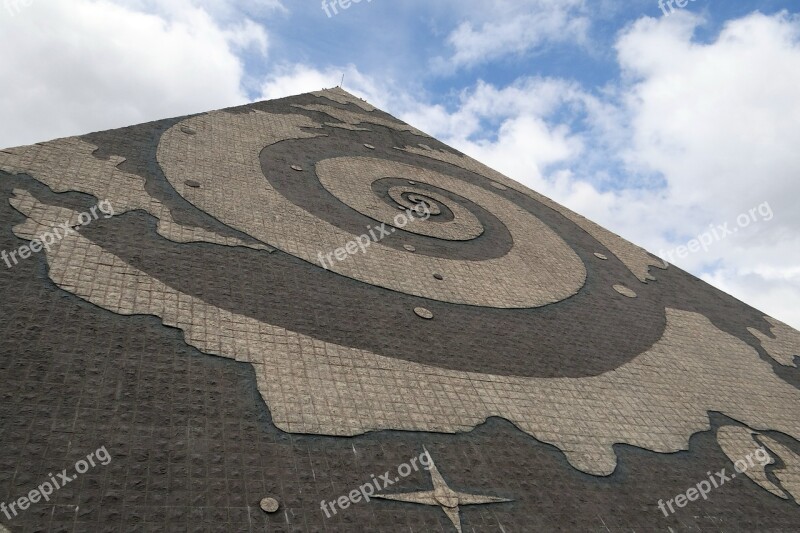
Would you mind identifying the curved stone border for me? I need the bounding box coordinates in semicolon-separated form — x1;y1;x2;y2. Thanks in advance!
323;164;483;241
717;426;788;499
758;435;800;502
749;317;800;367
399;145;668;283
294;104;429;137
0;138;271;252
14;193;800;480
157;112;586;309
613;285;637;298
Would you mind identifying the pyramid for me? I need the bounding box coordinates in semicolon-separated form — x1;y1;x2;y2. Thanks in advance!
0;88;798;531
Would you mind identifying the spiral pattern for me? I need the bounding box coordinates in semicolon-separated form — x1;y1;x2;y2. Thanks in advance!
313;156;587;308
397;191;442;216
318;157;484;241
158;109;586;309
150;105;669;376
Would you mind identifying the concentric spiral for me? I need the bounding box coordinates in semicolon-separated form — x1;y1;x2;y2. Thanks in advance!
147;103;593;308
397;191;442;216
313;157;588;308
159;108;586;309
318;158;484;241
149;106;671;377
389;187;447;218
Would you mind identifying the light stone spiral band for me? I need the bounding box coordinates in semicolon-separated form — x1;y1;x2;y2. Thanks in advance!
158;112;587;309
381;185;482;240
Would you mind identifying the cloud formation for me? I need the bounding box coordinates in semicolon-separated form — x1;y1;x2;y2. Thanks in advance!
0;0;266;148
433;0;590;71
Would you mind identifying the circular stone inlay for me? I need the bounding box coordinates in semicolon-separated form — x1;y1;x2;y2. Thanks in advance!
184;180;201;189
364;143;375;150
403;244;416;252
180;127;196;135
594;253;608;260
291;165;304;172
414;307;434;320
260;497;280;513
433;273;444;280
613;285;637;298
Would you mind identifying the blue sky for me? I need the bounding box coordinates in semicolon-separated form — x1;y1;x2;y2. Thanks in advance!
0;0;799;328
248;0;794;101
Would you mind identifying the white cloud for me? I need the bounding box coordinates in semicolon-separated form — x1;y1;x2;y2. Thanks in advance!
114;0;285;21
619;12;800;214
408;81;586;190
702;269;800;331
434;0;590;71
611;11;800;327
0;0;267;148
222;19;270;55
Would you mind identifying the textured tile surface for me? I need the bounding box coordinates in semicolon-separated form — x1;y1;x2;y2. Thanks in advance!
0;88;798;532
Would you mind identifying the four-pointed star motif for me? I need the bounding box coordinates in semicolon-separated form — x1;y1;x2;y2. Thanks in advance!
374;447;512;532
